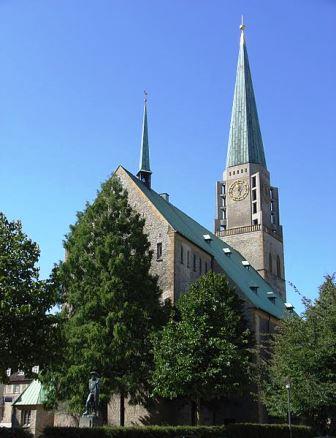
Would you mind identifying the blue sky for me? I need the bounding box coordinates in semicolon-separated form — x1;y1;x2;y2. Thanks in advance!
0;0;334;314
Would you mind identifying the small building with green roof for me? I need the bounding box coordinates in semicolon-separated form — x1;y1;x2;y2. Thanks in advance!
12;380;54;437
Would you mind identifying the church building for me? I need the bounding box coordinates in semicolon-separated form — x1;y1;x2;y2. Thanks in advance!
106;24;290;425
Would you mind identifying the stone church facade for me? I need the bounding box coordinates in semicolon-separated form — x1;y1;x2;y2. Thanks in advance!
105;24;289;425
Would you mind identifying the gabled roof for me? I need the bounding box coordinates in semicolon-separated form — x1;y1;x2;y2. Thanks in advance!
226;28;267;168
12;380;46;406
121;167;285;319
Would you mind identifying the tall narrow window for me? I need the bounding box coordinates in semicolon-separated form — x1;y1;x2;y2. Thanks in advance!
156;242;162;260
187;250;190;268
13;384;20;394
22;410;31;426
205;262;208;273
252;176;256;188
276;256;281;278
269;253;273;273
193;254;197;272
180;245;184;264
252;203;257;214
4;385;11;394
199;258;202;274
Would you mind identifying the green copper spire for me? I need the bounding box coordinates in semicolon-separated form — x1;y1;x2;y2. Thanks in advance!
226;21;267;168
137;92;152;188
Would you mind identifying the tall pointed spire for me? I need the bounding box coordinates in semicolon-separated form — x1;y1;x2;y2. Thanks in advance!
226;20;267;168
137;91;152;189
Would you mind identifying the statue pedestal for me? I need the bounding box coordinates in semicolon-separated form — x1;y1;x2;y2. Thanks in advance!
79;415;102;428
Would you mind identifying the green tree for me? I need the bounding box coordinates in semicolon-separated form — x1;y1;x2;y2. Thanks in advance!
42;176;167;424
261;275;336;435
152;272;253;425
0;213;58;382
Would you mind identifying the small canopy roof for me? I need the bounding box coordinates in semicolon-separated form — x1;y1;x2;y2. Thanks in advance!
12;380;46;406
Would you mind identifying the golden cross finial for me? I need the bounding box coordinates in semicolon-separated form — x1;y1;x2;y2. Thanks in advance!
240;15;246;31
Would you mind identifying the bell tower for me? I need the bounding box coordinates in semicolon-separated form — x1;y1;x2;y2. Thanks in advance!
215;22;286;299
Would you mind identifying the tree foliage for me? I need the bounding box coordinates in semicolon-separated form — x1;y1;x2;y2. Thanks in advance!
152;272;253;424
42;176;167;417
0;213;58;381
261;275;336;434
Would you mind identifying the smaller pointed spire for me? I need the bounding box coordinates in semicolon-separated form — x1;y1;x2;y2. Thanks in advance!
137;91;152;189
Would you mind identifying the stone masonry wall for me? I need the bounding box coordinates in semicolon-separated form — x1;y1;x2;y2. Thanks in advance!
174;234;213;301
115;167;175;302
34;407;54;437
222;231;264;273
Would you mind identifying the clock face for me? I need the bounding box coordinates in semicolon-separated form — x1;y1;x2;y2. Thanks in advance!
229;180;249;201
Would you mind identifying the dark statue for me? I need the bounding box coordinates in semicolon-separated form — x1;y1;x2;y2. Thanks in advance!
83;371;100;416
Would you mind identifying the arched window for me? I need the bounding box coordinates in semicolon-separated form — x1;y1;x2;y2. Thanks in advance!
277;256;281;278
269;253;273;273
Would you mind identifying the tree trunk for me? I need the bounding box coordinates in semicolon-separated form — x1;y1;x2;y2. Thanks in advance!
100;400;108;425
196;397;202;425
191;400;196;426
120;393;125;426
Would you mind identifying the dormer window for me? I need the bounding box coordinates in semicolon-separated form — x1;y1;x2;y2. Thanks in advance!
250;284;258;293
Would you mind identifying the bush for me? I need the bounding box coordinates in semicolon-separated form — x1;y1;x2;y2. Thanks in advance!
227;423;313;437
42;426;225;437
0;428;33;438
42;424;313;438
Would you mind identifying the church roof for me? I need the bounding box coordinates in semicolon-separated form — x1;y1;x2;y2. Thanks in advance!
121;167;285;319
138;98;151;174
226;26;267;168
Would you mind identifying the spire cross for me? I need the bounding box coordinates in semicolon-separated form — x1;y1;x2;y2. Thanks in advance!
144;90;148;103
240;15;246;31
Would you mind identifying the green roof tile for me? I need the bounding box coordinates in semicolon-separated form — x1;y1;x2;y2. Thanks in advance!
13;380;46;406
227;29;267;168
122;167;285;319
